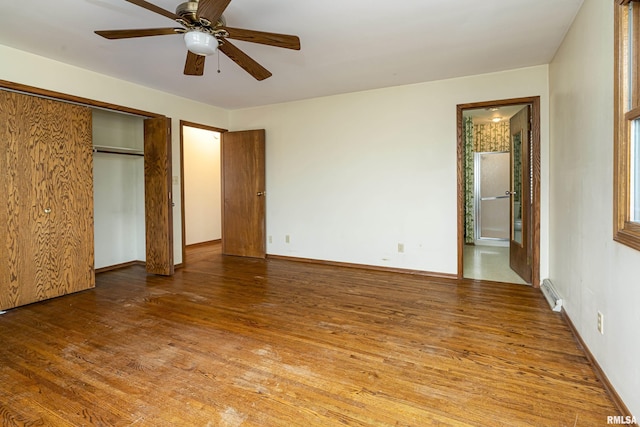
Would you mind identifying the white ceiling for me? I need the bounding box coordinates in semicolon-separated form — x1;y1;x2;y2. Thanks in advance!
0;0;583;110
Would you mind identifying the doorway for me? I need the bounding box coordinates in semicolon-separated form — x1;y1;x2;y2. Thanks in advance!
179;123;268;264
457;97;541;287
179;120;227;266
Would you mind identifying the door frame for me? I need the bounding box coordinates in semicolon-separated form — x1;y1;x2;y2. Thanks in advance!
456;96;541;287
179;120;228;267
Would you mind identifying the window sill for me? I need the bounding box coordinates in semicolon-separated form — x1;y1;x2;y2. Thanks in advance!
614;222;640;251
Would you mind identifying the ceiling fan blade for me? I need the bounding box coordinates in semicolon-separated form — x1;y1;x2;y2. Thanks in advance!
95;28;181;39
219;40;272;81
197;0;232;24
125;0;181;21
223;27;301;50
184;51;206;76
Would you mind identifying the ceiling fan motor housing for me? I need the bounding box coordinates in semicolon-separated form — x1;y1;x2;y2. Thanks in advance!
176;1;225;29
176;2;198;20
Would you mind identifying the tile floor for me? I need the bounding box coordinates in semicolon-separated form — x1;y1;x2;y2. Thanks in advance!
463;244;528;285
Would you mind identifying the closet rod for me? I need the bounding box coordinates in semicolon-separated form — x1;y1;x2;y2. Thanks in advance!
92;146;144;157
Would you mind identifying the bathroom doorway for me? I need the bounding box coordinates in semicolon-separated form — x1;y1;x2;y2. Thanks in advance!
456;97;540;287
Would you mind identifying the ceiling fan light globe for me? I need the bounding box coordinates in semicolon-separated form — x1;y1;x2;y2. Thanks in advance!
184;31;218;56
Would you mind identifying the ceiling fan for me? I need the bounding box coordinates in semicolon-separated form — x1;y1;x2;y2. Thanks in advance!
95;0;301;81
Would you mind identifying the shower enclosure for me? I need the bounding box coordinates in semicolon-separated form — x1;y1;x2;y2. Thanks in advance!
474;151;510;245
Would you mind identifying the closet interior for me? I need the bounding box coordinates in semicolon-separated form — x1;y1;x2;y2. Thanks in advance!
92;109;146;271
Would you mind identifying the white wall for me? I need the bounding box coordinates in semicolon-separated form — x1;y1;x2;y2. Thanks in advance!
230;66;550;276
93;154;145;268
183;126;221;245
0;44;230;265
549;0;640;416
92;109;146;269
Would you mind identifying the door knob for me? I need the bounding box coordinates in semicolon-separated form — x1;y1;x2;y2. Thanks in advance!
257;191;265;196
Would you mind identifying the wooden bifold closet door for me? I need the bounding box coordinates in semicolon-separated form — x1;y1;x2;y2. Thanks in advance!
0;90;95;310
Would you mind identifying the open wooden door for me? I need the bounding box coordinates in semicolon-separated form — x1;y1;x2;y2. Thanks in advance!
222;129;266;258
144;116;174;275
509;106;532;283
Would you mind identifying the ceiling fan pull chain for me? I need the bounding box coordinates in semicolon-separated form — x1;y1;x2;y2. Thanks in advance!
217;49;221;74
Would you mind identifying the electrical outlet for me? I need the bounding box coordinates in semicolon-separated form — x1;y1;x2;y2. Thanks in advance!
285;235;290;244
268;236;272;244
597;311;604;335
398;243;404;253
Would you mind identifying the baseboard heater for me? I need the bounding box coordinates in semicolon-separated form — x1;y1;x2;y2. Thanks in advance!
541;279;563;312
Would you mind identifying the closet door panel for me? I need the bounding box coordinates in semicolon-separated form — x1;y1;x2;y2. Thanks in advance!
0;92;7;306
46;100;95;296
0;91;45;308
144;116;174;276
25;97;52;303
0;91;94;310
0;92;24;307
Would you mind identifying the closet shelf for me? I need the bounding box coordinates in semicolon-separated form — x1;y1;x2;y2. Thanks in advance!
93;145;144;157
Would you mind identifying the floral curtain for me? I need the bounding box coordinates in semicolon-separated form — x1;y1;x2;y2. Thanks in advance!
474;122;510;152
464;117;475;244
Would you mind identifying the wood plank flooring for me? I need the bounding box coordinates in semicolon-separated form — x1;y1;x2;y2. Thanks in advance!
0;243;620;426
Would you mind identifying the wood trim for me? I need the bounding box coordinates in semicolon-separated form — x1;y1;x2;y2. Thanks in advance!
186;239;222;248
266;254;459;281
0;79;162;118
95;261;145;274
180;120;228;134
614;2;629;241
456;96;542;287
616;222;640;248
456;105;465;280
531;97;542;288
634;5;640;109
624;105;640;120
561;309;635;418
96;260;183;274
457;96;542;111
180;123;186;267
613;2;640;251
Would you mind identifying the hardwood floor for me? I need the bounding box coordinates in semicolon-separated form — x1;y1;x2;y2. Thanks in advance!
0;243;619;426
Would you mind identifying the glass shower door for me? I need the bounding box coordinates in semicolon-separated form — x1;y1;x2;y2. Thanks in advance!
474;152;510;242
